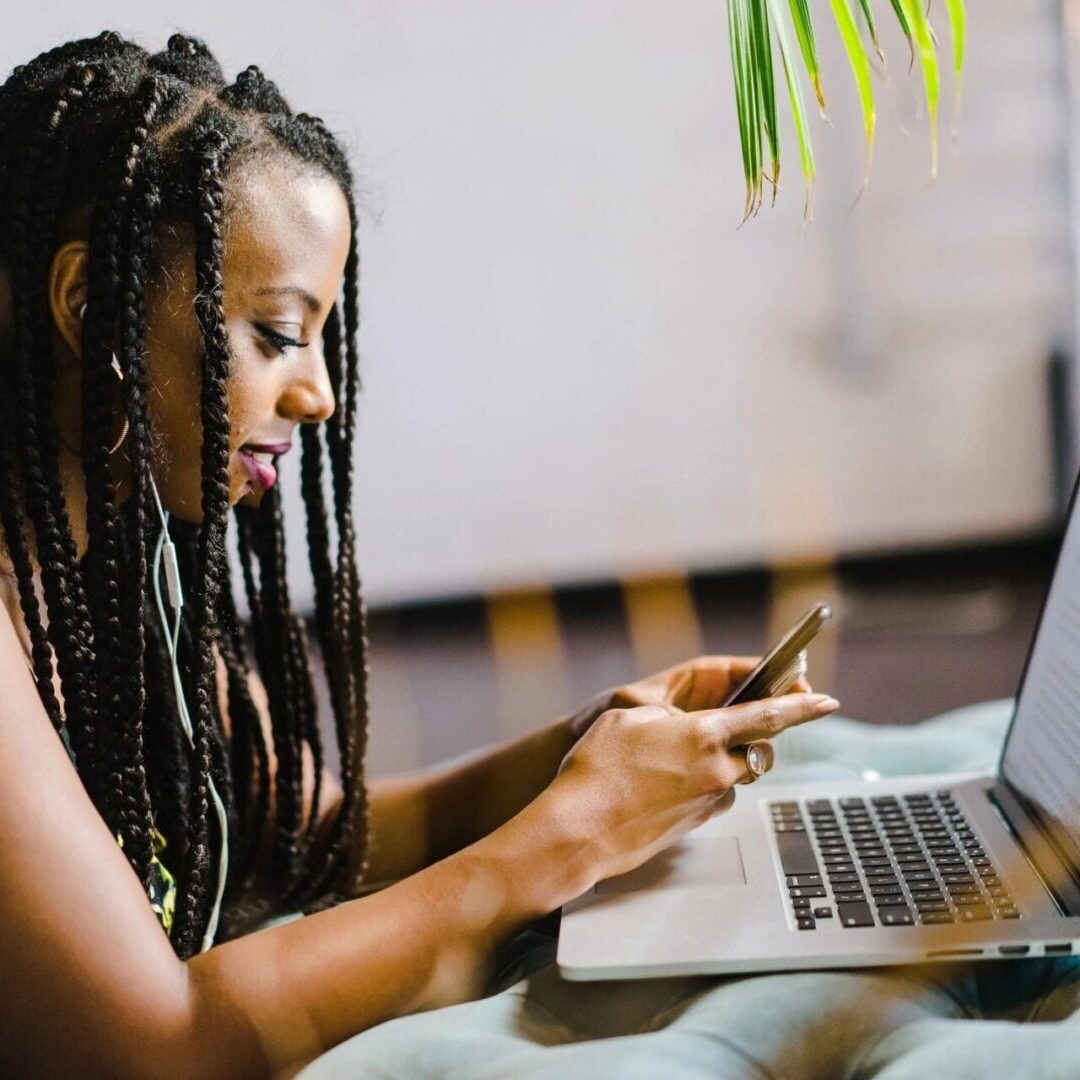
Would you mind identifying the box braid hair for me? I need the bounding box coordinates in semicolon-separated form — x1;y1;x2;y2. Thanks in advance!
0;30;372;958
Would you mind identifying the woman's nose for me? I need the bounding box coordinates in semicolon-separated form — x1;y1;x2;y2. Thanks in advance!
280;351;336;424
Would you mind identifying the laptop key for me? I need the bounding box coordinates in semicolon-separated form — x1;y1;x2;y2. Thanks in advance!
776;831;820;877
871;885;904;899
920;912;956;924
786;874;823;887
874;895;906;909
796;916;816;930
828;873;862;885
915;900;951;912
814;906;833;918
789;886;827;898
902;870;937;884
792;897;812;909
878;905;915;926
960;905;993;921
837;901;875;927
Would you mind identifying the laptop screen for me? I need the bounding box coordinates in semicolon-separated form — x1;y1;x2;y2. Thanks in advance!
1001;484;1080;877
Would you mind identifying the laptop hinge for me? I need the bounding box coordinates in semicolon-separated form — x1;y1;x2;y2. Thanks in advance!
988;781;1080;917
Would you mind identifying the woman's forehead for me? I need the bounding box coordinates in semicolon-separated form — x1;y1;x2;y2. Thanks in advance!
223;166;351;295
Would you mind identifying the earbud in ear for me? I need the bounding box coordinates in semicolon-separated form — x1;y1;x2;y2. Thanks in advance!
78;302;86;321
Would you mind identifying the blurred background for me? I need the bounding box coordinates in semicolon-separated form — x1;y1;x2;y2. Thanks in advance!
5;1;1078;774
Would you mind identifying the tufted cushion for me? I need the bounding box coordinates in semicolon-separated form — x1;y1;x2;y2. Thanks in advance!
295;701;1080;1079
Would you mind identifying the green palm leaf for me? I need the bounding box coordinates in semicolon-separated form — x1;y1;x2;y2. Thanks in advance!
945;0;966;132
769;0;817;223
749;0;781;200
787;0;827;113
725;0;966;219
856;0;885;64
899;0;941;176
830;0;876;191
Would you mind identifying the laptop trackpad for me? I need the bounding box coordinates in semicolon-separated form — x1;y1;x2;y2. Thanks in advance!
595;837;746;894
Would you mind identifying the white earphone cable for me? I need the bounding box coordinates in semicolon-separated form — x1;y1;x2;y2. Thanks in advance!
149;454;229;953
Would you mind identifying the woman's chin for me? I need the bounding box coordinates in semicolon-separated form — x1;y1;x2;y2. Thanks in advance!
235;479;261;508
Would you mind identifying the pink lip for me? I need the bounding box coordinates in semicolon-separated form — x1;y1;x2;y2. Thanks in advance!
243;442;292;454
238;446;279;491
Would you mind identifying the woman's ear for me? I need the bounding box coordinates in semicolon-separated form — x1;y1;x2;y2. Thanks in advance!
47;239;91;365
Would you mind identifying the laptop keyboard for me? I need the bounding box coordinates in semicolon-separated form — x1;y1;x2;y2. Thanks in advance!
770;792;1020;931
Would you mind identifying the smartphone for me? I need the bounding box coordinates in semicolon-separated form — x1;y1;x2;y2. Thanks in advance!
722;602;832;707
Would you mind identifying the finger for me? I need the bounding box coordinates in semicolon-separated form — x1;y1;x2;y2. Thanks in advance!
699;692;840;747
780;675;813;695
731;739;775;784
672;655;763;711
712;787;737;815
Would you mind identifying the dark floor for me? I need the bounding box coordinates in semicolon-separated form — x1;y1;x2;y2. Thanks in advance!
350;535;1059;776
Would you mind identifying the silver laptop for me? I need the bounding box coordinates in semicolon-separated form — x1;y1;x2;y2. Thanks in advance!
558;480;1080;980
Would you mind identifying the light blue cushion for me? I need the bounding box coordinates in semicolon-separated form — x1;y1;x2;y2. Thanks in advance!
296;701;1080;1079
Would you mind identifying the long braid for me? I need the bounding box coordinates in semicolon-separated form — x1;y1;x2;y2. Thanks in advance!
217;575;270;888
111;74;176;883
171;126;235;955
240;494;306;891
4;60;106;810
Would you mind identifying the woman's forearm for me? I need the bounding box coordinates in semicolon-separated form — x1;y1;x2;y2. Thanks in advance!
421;715;577;866
357;716;577;886
184;789;592;1080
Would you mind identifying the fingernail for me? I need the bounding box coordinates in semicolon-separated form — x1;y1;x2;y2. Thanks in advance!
813;696;840;712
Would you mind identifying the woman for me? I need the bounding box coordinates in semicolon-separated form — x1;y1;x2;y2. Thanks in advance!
0;30;838;1077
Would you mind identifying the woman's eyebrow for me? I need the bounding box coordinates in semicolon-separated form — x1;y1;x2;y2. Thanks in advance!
253;285;321;314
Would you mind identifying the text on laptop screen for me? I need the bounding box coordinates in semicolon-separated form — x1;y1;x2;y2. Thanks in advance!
1002;493;1080;872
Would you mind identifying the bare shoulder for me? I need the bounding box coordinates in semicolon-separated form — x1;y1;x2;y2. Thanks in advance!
0;550;182;1074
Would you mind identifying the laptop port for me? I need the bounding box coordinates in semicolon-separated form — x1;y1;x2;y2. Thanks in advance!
1045;943;1073;955
998;945;1030;956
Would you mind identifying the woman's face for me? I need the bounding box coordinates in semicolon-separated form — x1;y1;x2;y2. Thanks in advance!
50;157;352;525
141;159;352;521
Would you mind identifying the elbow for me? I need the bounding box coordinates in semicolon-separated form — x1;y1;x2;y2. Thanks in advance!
92;960;272;1080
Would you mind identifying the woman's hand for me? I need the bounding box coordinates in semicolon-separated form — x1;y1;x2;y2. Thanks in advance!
542;692;839;887
564;654;814;742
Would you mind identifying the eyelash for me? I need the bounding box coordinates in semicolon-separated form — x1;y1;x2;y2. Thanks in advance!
254;322;309;355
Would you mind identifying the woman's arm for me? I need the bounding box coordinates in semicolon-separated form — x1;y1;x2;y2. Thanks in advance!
0;609;591;1079
3;601;834;1077
371;654;813;877
225;647;809;886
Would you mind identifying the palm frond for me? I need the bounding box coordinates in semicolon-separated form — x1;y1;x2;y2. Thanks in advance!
769;0;817;224
726;0;966;220
945;0;966;134
830;0;876;193
899;0;941;176
787;0;827;114
856;0;885;64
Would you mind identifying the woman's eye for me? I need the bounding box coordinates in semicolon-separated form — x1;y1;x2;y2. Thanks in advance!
254;322;309;355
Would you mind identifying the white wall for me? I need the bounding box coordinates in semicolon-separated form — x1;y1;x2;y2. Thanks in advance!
2;1;1072;608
